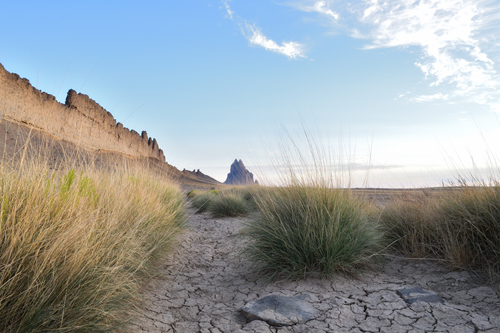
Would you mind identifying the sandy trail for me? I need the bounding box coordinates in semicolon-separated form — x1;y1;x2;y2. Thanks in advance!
132;210;500;333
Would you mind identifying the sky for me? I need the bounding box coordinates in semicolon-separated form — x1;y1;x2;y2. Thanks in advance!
1;0;500;187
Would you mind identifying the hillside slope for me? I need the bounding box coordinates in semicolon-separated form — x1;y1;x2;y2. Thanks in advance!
0;63;220;190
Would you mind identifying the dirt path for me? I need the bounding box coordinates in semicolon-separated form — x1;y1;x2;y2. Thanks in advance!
132;210;500;333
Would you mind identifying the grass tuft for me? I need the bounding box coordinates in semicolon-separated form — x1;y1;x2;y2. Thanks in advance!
380;192;442;258
0;155;186;332
243;186;381;280
241;130;382;280
380;181;500;280
190;191;218;213
439;182;500;274
186;189;201;198
208;193;250;217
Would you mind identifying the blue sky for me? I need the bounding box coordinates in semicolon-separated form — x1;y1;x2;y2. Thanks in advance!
1;0;500;187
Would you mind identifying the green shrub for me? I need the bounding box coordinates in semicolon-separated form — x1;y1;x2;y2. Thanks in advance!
186;189;201;198
222;186;259;211
208;193;250;217
190;191;217;213
243;186;381;280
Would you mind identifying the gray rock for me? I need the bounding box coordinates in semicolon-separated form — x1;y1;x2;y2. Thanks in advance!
240;294;318;326
396;287;444;304
224;159;258;185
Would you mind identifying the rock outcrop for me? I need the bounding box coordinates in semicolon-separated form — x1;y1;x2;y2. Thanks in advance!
0;63;165;162
182;168;220;184
224;159;258;185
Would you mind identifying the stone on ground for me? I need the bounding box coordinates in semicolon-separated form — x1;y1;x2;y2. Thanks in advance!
397;286;444;304
240;294;318;326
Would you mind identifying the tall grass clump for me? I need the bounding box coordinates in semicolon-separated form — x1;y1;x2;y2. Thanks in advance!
380;192;443;258
189;191;218;213
245;186;381;279
224;186;259;211
209;192;250;217
438;180;500;274
0;156;186;332
242;130;382;280
380;179;500;280
186;189;201;198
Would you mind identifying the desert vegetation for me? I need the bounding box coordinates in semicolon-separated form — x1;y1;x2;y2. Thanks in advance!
0;148;186;332
188;187;255;217
222;131;500;284
234;132;385;280
3;125;500;332
241;185;382;280
381;179;500;281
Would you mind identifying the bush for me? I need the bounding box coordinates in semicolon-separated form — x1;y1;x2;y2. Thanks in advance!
239;129;383;280
380;182;500;279
242;186;381;280
439;184;500;273
380;192;443;258
190;191;218;213
208;193;250;217
0;162;186;332
186;189;201;198
222;186;259;210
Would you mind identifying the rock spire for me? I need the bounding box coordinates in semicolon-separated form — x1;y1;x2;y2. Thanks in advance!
224;159;258;185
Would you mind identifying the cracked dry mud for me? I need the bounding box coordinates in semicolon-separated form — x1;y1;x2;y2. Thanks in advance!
132;210;500;333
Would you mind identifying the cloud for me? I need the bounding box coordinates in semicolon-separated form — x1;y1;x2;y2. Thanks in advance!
244;24;307;59
221;0;234;20
358;0;500;104
296;1;339;20
221;0;306;59
410;93;450;102
291;0;500;107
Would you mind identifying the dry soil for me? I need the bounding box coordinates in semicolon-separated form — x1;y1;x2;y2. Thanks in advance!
132;209;500;333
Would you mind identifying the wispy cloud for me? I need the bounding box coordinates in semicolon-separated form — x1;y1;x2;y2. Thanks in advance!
221;0;233;20
221;0;306;59
296;1;339;20
359;0;500;105
291;0;500;109
410;93;450;102
245;23;306;59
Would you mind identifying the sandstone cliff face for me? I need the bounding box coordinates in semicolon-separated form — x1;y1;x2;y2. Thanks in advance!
0;63;165;162
224;159;258;185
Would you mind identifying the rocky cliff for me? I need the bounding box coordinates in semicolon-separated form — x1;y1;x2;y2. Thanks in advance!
224;159;258;185
0;63;165;162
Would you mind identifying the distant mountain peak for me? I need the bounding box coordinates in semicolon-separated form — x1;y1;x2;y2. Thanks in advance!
224;159;258;185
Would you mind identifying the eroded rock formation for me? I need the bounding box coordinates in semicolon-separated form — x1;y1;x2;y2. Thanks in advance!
0;63;165;162
224;159;258;185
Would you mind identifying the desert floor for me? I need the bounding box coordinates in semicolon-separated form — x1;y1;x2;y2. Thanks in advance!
131;209;500;333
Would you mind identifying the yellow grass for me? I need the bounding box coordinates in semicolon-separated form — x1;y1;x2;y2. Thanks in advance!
0;148;186;332
380;182;500;282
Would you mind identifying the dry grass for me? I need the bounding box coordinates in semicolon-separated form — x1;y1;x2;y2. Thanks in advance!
380;191;443;258
0;144;186;332
208;192;251;217
438;181;500;274
380;180;500;281
188;187;256;217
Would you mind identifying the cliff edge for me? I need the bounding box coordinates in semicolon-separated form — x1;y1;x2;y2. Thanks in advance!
0;63;164;162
